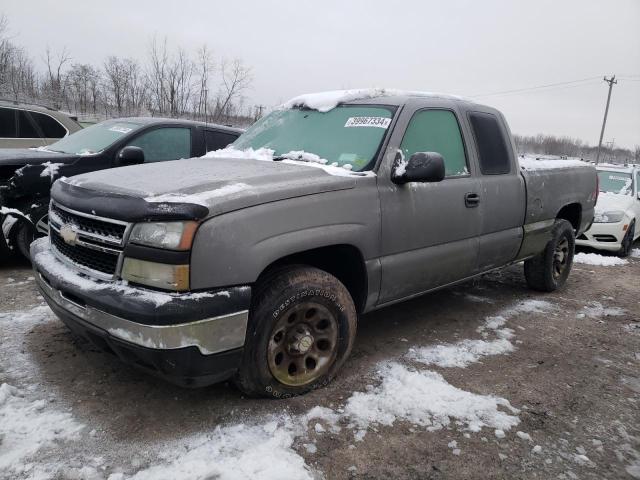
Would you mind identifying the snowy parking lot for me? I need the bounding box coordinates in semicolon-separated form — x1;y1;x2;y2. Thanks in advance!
1;248;639;479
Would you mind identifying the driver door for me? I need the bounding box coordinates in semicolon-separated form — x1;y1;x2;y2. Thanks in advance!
377;106;481;305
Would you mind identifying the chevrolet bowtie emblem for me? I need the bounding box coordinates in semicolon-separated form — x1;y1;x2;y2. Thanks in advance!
59;224;79;246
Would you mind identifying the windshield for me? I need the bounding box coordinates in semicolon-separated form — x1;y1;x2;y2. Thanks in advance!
597;170;633;195
46;120;143;155
232;105;396;171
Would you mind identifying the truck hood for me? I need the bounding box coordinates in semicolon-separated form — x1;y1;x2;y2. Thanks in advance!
595;192;634;214
52;156;361;222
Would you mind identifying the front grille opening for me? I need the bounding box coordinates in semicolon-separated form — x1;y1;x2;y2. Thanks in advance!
60;290;86;308
51;204;126;242
51;230;119;275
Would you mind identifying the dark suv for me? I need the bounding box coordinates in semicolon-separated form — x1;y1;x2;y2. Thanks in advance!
0;117;242;258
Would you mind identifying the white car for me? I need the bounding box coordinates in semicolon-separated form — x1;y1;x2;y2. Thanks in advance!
576;163;640;257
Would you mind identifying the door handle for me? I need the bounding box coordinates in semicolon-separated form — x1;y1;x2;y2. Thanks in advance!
464;192;480;208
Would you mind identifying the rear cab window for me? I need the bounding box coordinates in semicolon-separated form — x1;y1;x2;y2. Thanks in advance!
469;112;512;175
205;130;238;152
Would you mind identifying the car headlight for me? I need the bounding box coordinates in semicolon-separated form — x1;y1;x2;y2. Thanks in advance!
129;221;198;250
593;211;625;223
121;258;189;291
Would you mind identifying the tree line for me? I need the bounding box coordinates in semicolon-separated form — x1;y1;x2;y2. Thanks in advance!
514;134;639;164
0;14;255;126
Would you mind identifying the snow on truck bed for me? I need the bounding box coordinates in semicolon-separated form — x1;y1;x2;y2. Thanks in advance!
518;155;589;171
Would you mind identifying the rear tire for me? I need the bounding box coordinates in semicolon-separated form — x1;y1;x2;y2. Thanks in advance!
618;221;634;258
234;265;357;398
524;219;575;292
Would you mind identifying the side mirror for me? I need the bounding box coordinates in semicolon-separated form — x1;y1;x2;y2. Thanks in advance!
392;152;446;184
115;146;145;167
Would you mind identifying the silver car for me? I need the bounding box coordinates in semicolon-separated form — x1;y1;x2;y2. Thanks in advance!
0;100;82;148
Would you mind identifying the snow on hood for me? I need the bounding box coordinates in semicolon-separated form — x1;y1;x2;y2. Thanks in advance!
59;154;361;214
595;191;634;214
281;88;466;112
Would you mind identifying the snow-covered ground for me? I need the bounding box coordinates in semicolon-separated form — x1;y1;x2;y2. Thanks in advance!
1;253;639;479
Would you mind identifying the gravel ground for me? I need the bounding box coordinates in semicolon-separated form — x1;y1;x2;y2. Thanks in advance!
0;245;639;480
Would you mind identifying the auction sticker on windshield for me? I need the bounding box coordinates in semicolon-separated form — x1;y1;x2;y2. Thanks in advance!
344;117;391;128
109;125;133;134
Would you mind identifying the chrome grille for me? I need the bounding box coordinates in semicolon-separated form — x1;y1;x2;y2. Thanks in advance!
49;202;130;278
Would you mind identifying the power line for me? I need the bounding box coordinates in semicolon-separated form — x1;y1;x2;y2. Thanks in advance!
469;76;602;98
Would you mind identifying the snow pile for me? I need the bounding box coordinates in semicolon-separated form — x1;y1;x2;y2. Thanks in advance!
631;249;640;259
144;183;250;206
580;301;625;318
0;383;84;477
519;155;588;171
281;88;465;112
39;162;63;179
408;299;552;368
203;146;373;178
343;362;520;434
574;252;628;266
203;146;275;161
124;418;312;480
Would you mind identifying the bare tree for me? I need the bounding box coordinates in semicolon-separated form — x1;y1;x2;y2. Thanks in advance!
195;44;213;121
103;56;128;115
213;58;252;122
42;46;71;108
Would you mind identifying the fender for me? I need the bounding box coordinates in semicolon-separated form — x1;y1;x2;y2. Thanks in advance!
189;185;380;290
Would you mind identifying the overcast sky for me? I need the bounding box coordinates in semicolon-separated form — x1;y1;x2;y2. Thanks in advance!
4;0;640;148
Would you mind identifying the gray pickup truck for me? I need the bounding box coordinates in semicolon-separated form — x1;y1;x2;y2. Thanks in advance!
31;90;597;397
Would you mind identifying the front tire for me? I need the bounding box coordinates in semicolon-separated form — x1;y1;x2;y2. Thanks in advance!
618;221;635;258
234;266;357;398
14;204;49;260
524;219;575;292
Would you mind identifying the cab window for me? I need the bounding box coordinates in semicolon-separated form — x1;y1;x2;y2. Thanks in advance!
399;109;468;176
127;127;192;163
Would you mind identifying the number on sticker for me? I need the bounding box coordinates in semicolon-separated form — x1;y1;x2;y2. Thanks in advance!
344;117;391;128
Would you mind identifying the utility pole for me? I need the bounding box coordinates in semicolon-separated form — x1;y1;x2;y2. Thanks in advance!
595;75;617;164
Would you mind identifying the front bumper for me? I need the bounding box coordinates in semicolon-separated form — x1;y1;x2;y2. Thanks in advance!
31;237;251;387
575;221;625;252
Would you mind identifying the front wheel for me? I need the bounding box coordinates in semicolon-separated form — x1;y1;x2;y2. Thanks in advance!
14;204;49;260
234;266;357;398
524;219;575;292
618;221;635;258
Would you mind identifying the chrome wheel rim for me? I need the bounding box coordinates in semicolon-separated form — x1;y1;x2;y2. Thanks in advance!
267;302;339;387
553;237;569;279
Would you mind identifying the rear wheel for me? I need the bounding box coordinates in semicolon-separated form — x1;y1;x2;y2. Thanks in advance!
524;219;575;292
618;221;635;258
234;265;357;398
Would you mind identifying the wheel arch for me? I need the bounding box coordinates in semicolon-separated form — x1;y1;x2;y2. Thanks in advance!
556;203;582;232
256;244;369;314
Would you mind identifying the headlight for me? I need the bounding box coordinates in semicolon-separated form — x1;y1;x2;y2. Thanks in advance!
121;258;189;291
129;221;197;250
593;211;625;223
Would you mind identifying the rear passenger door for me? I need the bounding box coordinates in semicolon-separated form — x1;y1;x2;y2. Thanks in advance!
468;111;526;270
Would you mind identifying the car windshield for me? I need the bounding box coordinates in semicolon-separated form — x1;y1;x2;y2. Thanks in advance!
597;170;633;195
45;120;143;155
232;105;396;171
